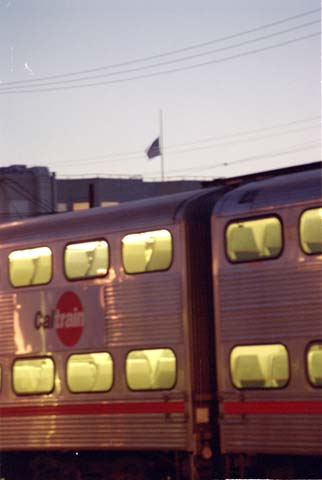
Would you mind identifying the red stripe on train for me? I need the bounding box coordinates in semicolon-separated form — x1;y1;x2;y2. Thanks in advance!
0;401;185;417
223;400;322;415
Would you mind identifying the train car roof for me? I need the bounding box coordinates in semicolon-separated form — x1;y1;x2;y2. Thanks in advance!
214;165;322;216
0;187;224;246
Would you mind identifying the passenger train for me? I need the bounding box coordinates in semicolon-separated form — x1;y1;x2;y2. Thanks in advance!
0;161;321;479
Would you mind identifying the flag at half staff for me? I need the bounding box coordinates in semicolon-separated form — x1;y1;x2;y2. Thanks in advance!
146;137;161;159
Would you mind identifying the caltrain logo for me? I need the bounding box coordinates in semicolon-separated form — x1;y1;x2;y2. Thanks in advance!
34;291;85;346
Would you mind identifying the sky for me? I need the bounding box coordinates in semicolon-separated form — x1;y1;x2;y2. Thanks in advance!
0;0;320;181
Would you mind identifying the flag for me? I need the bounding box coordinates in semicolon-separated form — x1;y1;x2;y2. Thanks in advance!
146;137;160;159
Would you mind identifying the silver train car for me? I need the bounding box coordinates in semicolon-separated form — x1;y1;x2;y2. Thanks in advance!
0;162;321;479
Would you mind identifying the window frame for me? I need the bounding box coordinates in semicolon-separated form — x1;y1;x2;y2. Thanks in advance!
298;207;322;256
63;238;109;282
125;347;177;391
306;340;322;388
121;228;173;275
12;356;55;396
66;351;114;394
8;245;53;288
229;342;290;390
225;214;284;264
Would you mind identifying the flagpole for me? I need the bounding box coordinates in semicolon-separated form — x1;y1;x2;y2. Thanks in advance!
159;109;165;181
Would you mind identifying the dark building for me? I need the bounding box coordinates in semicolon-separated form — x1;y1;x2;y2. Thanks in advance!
0;165;56;222
0;165;203;221
56;176;202;212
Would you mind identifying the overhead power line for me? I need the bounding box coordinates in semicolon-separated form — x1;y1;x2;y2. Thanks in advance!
0;19;318;93
1;7;319;88
159;141;321;175
164;125;321;157
1;33;318;94
3;178;54;212
0;22;319;93
166;116;321;149
46;116;320;168
57;142;320;180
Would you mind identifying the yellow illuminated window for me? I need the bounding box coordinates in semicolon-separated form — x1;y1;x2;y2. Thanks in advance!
122;229;172;274
64;240;109;280
9;247;52;287
67;352;113;393
100;201;119;207
307;343;322;387
230;344;289;389
226;217;282;262
73;202;89;211
57;203;67;212
126;348;176;390
300;208;322;254
13;357;55;395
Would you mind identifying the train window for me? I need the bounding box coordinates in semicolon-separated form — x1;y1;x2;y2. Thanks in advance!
67;352;113;393
126;348;176;390
9;247;52;287
64;240;109;280
230;344;289;389
13;357;55;395
300;208;322;254
307;343;322;387
122;230;172;274
226;217;282;262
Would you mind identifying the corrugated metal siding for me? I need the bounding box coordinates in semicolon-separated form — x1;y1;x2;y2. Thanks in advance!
221;415;322;455
0;295;15;353
104;273;182;346
0;413;187;450
219;263;322;341
0;273;188;452
217;259;322;456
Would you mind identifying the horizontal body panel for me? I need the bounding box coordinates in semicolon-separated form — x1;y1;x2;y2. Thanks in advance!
221;413;322;455
1;230;185;355
0;287;105;354
0;408;187;450
104;273;182;346
218;263;322;341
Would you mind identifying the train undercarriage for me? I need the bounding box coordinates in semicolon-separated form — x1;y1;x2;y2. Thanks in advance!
1;450;322;480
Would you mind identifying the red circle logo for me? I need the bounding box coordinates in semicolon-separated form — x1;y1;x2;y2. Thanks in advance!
55;292;84;346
